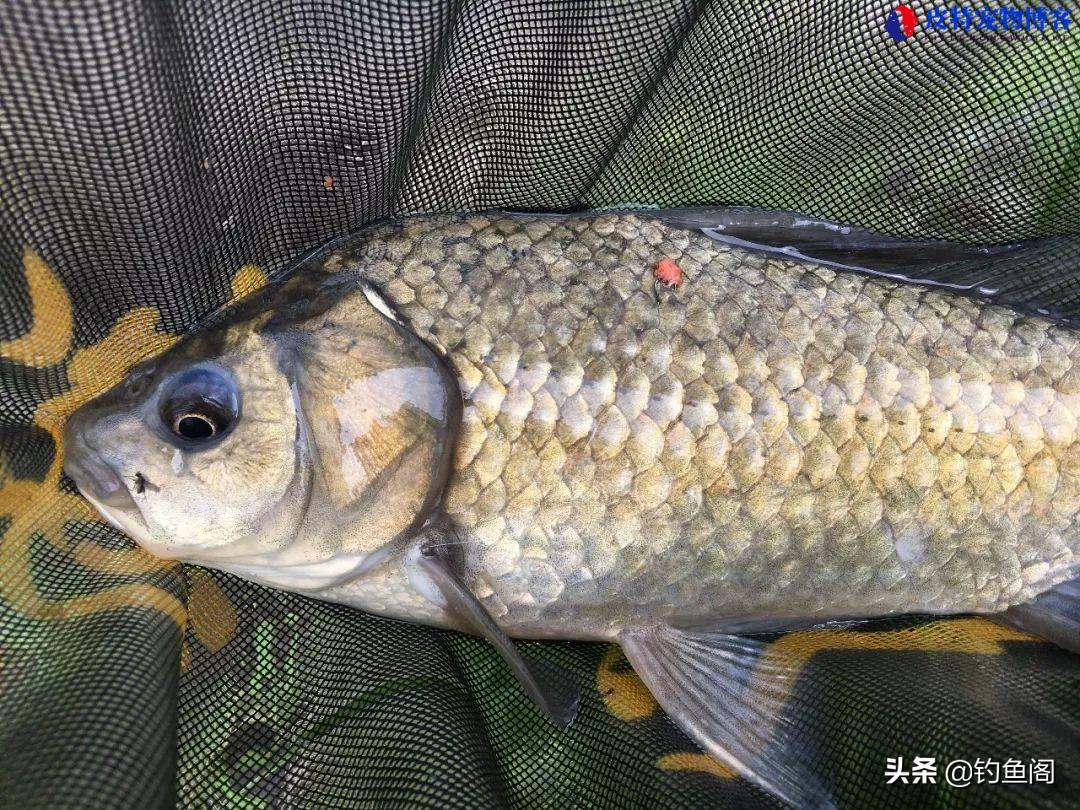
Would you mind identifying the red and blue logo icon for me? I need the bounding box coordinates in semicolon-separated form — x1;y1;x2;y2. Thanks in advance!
886;4;919;40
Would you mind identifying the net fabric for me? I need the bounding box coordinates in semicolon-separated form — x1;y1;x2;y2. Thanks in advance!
1;1;1078;807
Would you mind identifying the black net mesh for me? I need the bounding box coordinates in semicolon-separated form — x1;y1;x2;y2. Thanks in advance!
1;1;1078;807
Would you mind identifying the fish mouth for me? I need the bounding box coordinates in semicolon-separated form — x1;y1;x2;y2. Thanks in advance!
62;418;136;512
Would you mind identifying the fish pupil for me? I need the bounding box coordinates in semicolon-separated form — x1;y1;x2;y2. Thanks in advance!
175;413;218;440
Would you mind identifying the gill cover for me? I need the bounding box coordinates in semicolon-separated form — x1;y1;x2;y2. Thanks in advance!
280;274;461;579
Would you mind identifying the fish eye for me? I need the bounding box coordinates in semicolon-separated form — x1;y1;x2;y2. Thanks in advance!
157;367;240;447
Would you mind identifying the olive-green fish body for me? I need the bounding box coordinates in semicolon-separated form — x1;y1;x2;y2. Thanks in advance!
66;213;1080;641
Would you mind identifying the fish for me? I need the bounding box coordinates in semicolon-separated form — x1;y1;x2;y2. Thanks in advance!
63;211;1080;807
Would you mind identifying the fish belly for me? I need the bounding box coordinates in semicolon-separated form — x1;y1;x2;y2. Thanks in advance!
354;213;1080;641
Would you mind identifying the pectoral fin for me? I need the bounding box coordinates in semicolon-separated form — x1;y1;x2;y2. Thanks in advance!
997;577;1080;655
414;541;580;728
620;624;834;809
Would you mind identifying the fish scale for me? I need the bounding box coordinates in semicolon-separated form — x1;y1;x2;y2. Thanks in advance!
344;212;1080;640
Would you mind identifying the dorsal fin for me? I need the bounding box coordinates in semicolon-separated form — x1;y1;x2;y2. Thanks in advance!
650;206;1080;324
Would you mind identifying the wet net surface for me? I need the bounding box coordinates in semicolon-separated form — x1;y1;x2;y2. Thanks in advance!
1;1;1079;807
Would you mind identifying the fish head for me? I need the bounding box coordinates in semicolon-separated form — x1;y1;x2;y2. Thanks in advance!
63;273;460;589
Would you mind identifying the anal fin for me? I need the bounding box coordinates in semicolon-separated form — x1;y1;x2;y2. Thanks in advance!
997;577;1080;654
620;624;834;809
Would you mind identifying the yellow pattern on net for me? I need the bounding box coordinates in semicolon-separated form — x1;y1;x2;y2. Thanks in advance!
0;250;263;648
